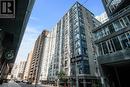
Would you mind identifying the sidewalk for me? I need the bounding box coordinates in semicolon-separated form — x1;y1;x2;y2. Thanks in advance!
41;84;57;87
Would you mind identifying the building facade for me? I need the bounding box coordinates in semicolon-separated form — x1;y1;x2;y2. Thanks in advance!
11;64;19;80
92;0;130;87
23;50;33;80
28;30;49;83
47;2;101;87
39;28;56;84
11;61;26;80
18;61;26;80
28;1;101;87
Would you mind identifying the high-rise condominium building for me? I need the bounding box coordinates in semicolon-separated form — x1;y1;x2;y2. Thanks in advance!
28;30;49;83
23;50;33;80
92;0;130;87
47;2;101;87
29;2;101;87
39;28;56;84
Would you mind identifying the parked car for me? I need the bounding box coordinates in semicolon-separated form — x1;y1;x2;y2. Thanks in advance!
22;80;28;83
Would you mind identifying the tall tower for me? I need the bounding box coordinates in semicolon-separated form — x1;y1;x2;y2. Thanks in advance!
47;2;101;87
23;50;33;81
28;30;49;83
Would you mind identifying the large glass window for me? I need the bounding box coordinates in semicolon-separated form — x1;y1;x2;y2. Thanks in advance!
108;24;115;33
98;43;103;55
127;15;130;22
112;37;122;51
113;20;122;31
75;40;80;48
75;33;80;41
119;19;126;28
75;47;81;56
74;27;79;35
65;60;68;67
107;40;113;53
78;65;83;74
95;30;104;40
105;0;110;4
126;32;130;41
82;47;87;55
79;20;84;26
123;17;130;26
80;26;85;34
101;28;106;37
102;42;109;54
81;33;86;40
119;34;130;49
81;40;86;47
110;40;116;52
109;0;122;12
84;64;90;74
105;27;110;35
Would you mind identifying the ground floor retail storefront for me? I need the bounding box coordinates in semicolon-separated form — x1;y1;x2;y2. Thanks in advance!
61;76;101;87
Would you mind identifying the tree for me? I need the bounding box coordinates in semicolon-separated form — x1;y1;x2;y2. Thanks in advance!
57;69;67;86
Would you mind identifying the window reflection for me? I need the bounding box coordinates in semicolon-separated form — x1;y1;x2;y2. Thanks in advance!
113;20;122;31
120;34;130;49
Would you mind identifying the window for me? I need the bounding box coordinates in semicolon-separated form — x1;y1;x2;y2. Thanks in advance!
110;39;116;52
112;37;122;51
81;40;86;47
120;33;130;49
105;0;110;4
126;32;130;41
127;15;130;22
98;43;103;55
75;47;81;56
102;42;109;54
119;19;126;28
82;47;87;55
113;20;122;31
107;40;113;53
81;33;86;40
123;17;130;26
102;28;106;37
79;65;83;74
84;64;90;74
75;33;80;41
96;30;103;40
65;60;68;67
80;20;84;26
80;26;85;34
105;27;110;35
108;24;115;33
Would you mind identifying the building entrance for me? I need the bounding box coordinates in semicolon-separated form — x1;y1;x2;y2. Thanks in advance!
102;61;130;87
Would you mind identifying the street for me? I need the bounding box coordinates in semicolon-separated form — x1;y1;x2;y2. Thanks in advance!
0;80;55;87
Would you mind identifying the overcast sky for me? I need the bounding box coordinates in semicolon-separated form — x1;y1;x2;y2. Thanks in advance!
15;0;105;63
